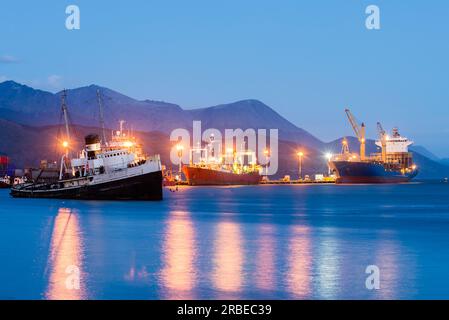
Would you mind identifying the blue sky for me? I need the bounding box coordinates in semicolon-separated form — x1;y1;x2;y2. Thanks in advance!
1;0;448;156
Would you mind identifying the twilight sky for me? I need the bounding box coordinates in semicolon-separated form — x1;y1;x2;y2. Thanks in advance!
1;0;448;156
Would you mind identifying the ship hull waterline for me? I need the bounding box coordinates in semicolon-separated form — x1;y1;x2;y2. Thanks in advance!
10;170;163;200
183;166;262;186
330;160;418;184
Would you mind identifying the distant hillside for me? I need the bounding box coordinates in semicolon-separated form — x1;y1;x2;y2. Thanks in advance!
0;81;322;148
188;99;323;148
410;145;440;162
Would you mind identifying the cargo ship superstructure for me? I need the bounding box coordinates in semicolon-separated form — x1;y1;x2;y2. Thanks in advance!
329;109;418;184
11;91;163;200
182;135;262;186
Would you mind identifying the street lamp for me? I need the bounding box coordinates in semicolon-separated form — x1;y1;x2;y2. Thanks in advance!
263;148;270;178
62;140;69;157
325;152;333;176
297;151;304;180
176;144;184;179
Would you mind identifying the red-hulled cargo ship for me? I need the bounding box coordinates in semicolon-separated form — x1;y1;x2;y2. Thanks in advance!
181;135;262;186
183;166;261;186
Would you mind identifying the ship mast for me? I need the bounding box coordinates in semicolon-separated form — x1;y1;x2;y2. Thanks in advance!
96;89;107;145
59;89;73;179
61;90;71;148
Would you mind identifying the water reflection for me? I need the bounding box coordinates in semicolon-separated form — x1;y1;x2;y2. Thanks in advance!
212;221;244;297
124;253;150;282
375;232;400;299
45;208;86;300
160;211;197;299
316;230;340;299
286;225;311;298
255;224;276;291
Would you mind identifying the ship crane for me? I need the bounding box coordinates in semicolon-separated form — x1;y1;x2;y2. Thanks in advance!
341;137;350;155
377;122;387;162
345;109;366;161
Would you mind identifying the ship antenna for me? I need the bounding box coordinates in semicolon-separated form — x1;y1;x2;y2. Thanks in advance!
61;89;71;145
96;89;107;145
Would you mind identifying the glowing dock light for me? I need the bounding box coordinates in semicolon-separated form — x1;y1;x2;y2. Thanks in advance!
123;141;134;148
176;144;184;177
297;151;304;180
62;141;69;148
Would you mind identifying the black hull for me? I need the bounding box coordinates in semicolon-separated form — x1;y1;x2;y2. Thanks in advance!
10;170;163;200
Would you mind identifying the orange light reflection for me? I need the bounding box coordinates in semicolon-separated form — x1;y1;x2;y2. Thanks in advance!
160;211;196;299
45;208;86;300
286;225;311;298
212;221;244;296
255;224;276;291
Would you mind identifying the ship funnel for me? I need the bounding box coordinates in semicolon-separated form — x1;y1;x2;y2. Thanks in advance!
85;134;101;158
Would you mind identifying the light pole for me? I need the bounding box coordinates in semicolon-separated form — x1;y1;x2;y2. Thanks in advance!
325;152;333;176
176;144;184;180
297;151;304;181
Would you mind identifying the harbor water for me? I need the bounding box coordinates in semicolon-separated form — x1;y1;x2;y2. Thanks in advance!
1;182;449;299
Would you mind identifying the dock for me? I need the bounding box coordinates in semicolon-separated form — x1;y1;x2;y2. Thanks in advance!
170;179;336;186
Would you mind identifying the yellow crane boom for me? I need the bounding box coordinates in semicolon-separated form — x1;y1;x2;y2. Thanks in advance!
377;122;387;162
344;108;366;160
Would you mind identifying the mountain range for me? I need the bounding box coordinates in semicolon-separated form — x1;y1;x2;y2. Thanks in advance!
0;80;448;179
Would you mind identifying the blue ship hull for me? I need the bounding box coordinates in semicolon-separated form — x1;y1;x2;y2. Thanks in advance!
330;160;418;184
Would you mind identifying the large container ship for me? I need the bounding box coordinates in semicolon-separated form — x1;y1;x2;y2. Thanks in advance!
181;135;262;186
329;109;418;184
11;91;163;200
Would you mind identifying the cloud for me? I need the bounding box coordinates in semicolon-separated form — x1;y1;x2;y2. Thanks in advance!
0;55;20;63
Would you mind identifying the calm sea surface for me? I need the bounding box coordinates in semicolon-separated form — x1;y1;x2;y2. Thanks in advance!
1;182;449;299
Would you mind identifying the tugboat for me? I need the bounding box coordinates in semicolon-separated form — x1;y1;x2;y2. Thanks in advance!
11;91;163;200
182;135;262;186
329;109;418;183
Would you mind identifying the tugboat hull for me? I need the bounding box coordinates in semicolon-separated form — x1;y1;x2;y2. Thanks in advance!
183;166;261;186
330;160;418;184
11;170;163;200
